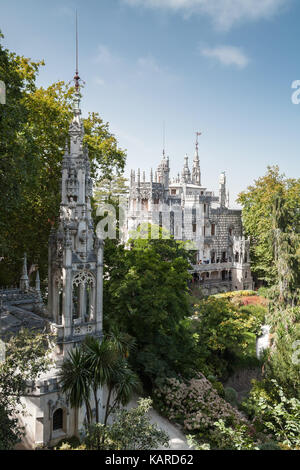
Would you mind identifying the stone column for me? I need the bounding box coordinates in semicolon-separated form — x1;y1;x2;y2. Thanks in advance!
63;234;73;344
96;240;104;335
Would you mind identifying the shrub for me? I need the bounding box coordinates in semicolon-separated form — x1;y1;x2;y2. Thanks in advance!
259;441;281;451
224;387;238;407
56;436;81;449
154;374;246;435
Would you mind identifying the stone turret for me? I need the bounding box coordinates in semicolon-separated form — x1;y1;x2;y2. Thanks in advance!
20;253;29;292
192;141;201;186
157;152;170;189
219;171;227;208
48;88;103;357
181;154;191;184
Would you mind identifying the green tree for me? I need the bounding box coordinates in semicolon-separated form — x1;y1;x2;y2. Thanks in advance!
191;297;261;377
59;348;93;427
59;335;140;434
237;166;300;285
103;228;196;387
0;329;53;449
60;399;169;451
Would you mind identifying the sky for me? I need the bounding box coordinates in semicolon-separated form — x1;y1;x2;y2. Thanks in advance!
1;0;300;207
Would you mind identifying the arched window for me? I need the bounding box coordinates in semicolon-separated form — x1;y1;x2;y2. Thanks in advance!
72;271;95;323
53;408;63;432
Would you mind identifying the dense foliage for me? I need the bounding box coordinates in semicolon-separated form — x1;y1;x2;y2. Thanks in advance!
103;232;198;387
190;297;264;378
58;399;169;451
0;329;53;449
238;166;300;286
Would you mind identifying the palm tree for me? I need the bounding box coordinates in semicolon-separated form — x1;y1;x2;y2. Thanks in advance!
103;358;142;426
58;332;141;440
83;336;119;423
58;348;92;428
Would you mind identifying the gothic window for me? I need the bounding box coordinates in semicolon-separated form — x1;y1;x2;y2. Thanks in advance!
171;189;176;195
211;251;216;264
211;224;216;236
141;199;148;211
235;252;239;263
53;408;63;432
72;271;95;323
229;227;233;236
204;204;207;214
193;223;197;233
221;252;227;263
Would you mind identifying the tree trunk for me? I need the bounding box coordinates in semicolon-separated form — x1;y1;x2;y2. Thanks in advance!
93;387;99;423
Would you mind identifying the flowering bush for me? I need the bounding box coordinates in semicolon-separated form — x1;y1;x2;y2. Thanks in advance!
154;374;245;434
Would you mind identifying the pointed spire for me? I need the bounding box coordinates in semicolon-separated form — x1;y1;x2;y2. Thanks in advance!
35;270;41;292
74;10;80;92
219;171;227;208
192;132;201;185
20;253;29;292
182;154;191;184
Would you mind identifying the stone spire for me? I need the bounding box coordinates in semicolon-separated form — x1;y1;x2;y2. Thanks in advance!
20;253;29;292
181;154;191;184
35;270;41;292
157;151;170;188
219;171;227;208
192;132;201;186
47;21;103;356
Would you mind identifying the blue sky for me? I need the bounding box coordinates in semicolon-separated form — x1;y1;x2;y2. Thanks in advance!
1;0;300;206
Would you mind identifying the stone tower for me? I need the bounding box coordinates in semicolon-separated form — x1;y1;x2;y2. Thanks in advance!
219;171;227;208
192;140;201;186
48;88;103;357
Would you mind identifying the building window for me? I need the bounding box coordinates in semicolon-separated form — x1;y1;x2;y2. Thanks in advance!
229;227;233;236
53;408;63;432
211;224;216;236
142;199;148;211
204;204;207;213
171;189;176;195
193;223;197;233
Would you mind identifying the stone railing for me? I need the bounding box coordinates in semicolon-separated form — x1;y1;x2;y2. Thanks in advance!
191;262;233;272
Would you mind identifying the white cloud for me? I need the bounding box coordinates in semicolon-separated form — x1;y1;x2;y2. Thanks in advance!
138;56;164;74
95;45;116;65
200;45;249;68
94;77;105;86
123;0;290;30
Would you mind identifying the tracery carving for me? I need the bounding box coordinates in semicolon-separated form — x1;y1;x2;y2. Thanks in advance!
72;271;95;287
